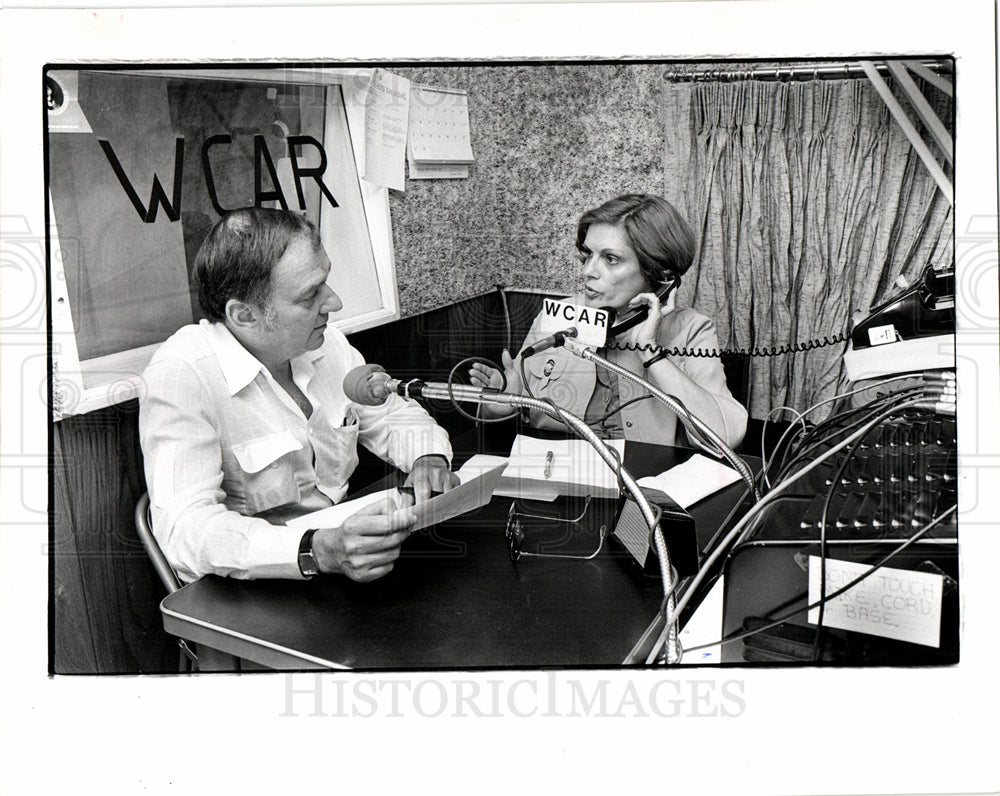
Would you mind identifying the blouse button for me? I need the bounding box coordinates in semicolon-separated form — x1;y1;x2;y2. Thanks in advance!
625;421;633;428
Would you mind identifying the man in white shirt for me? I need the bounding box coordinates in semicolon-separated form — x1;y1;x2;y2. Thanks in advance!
139;208;457;584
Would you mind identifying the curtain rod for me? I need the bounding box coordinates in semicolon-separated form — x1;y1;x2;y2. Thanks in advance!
665;60;952;83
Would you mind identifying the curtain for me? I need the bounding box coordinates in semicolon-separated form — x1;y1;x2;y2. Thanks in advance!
663;76;953;419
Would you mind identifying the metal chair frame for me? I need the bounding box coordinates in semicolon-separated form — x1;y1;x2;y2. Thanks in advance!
134;492;198;671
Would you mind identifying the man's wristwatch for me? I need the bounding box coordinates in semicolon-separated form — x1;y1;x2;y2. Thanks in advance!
297;529;319;578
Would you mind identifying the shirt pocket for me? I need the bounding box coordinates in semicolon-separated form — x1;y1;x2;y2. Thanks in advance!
232;430;303;516
311;417;361;499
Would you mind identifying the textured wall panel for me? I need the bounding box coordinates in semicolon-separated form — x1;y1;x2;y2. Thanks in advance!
388;63;669;316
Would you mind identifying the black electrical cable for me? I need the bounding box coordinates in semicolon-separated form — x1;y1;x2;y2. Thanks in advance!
774;389;925;482
519;356;535;402
802;385;927;438
648;395;936;662
779;399;921;482
517;346;653;427
759;375;927;492
449;356;519;423
812;432;867;660
495;285;513;355
728;492;815;548
682;505;956;655
591;394;653;425
518;354;629;494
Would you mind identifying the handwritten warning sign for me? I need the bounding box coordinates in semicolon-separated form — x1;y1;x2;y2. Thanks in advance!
807;557;944;648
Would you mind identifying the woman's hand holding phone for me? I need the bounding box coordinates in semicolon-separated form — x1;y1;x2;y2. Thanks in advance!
624;287;678;349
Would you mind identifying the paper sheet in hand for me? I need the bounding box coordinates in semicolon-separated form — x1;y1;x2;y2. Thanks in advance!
455;455;509;483
287;489;397;529
636;453;741;509
288;463;507;533
408;462;507;531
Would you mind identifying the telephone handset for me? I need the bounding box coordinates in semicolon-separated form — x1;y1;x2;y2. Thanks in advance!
606;271;681;339
849;264;955;349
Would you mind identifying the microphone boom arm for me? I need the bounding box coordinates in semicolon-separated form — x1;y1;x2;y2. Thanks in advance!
562;338;760;502
394;378;683;664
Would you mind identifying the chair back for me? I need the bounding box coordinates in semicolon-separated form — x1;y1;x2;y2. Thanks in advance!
719;351;751;410
134;492;181;594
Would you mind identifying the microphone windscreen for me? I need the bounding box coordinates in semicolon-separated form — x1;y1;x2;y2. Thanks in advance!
342;363;388;405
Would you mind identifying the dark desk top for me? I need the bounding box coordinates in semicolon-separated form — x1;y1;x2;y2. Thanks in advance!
161;440;754;670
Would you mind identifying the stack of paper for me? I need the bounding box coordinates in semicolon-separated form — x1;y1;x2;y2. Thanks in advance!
458;435;625;502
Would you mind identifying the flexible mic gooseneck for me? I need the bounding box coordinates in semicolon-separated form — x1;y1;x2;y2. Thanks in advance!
561;337;759;501
521;327;578;358
343;365;504;406
340;361;682;663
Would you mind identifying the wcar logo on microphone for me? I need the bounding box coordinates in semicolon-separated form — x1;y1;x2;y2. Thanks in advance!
538;299;611;347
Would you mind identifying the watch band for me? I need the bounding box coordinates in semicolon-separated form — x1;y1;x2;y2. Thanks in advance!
297;528;319;578
642;350;668;369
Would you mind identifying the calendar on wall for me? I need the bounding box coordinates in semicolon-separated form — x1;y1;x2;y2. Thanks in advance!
407;84;475;179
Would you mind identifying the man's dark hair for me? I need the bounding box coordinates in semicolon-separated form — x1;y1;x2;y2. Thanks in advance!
194;207;322;322
576;194;696;287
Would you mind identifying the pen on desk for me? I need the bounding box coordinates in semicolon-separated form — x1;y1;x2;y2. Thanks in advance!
544;450;554;479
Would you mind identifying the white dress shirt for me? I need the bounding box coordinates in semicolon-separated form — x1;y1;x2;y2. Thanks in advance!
139;320;452;582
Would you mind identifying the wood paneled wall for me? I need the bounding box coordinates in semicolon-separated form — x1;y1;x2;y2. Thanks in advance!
52;400;176;673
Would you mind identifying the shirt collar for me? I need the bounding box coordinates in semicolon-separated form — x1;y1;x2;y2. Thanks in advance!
289;345;326;386
201;320;266;395
200;320;329;396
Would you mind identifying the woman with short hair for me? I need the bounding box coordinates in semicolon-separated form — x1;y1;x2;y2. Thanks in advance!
469;194;747;450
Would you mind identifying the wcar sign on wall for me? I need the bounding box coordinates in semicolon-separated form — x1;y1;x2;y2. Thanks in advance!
46;67;398;417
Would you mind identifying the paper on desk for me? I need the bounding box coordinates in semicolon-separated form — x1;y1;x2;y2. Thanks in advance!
637;453;742;509
507;434;624;497
457;454;560;502
289;463;508;534
453;436;626;502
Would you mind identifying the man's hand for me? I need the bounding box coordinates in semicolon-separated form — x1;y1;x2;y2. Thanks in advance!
312;494;417;582
404;454;459;504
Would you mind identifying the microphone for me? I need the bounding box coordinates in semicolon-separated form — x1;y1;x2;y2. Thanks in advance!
345;364;513;407
342;363;391;405
520;327;578;358
380;377;490;403
520;307;618;357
